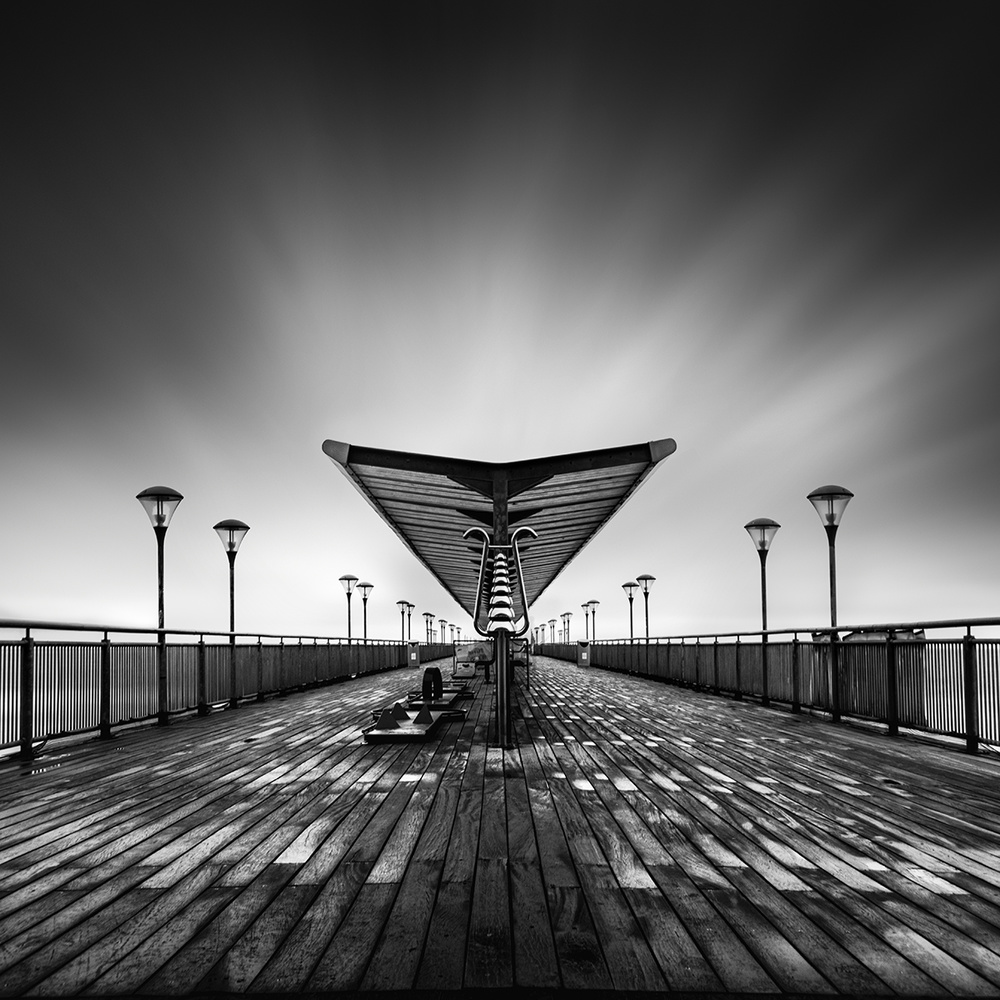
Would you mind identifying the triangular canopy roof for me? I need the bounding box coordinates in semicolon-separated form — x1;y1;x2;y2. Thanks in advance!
322;437;676;625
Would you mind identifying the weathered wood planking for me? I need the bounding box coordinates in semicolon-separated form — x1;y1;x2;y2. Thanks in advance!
2;655;1000;995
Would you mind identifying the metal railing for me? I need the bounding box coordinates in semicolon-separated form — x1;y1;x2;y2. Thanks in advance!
536;617;1000;754
1;619;452;758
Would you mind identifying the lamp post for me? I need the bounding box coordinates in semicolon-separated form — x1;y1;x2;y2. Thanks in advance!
587;600;599;641
136;486;183;726
423;612;434;642
339;574;358;642
214;519;250;710
743;519;780;632
807;485;853;627
565;611;572;641
406;603;414;641
397;600;408;642
213;519;250;642
636;574;655;640
581;603;590;640
439;619;447;645
548;618;556;643
622;581;638;641
358;582;373;641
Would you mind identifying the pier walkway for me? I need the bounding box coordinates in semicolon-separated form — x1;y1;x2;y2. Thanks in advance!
2;656;1000;996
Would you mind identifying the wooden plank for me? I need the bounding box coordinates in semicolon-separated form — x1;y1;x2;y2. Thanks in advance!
509;859;560;988
413;879;472;990
464;857;513;988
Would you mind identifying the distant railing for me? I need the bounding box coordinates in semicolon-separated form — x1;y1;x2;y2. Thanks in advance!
1;619;452;758
536;617;1000;754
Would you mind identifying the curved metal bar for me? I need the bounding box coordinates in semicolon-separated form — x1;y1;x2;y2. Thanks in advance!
509;525;538;638
462;526;493;638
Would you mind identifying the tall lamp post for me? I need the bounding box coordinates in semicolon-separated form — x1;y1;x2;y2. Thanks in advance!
396;600;408;642
339;574;358;642
358;582;373;641
548;618;556;643
807;485;853;627
423;611;434;642
581;603;590;640
406;603;414;641
622;581;638;641
636;574;655;640
743;519;780;632
565;611;572;641
586;600;599;641
439;618;447;645
136;486;183;726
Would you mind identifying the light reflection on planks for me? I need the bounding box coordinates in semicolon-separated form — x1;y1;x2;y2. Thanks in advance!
1;657;1000;994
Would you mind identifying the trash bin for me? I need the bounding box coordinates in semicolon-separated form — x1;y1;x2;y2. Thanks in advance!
577;641;590;666
407;642;421;667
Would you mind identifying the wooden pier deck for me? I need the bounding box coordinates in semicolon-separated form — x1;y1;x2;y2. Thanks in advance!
2;655;1000;996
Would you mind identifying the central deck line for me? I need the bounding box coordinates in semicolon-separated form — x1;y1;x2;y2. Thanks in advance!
1;657;1000;994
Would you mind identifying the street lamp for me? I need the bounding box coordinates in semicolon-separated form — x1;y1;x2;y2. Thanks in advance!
439;619;447;644
406;602;414;641
564;611;572;641
621;581;638;641
136;487;184;629
396;600;408;642
581;603;590;640
339;574;358;641
136;486;183;726
807;485;853;627
744;519;779;631
548;618;556;642
213;519;250;642
423;611;434;642
586;600;599;640
636;574;655;640
358;582;373;641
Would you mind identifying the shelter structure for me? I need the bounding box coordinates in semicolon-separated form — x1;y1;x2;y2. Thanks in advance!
322;437;676;743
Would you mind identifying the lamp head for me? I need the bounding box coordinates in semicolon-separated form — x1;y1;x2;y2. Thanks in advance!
621;581;639;599
807;485;854;527
358;581;373;600
213;518;250;554
635;573;655;594
339;574;358;595
137;486;183;529
744;517;780;553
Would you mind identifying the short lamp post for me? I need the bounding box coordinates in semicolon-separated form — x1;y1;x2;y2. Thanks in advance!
622;581;638;641
587;600;599;641
339;574;358;643
743;519;780;632
136;486;184;726
744;518;779;708
397;600;408;642
358;582;373;641
636;575;655;640
213;520;250;642
807;485;853;627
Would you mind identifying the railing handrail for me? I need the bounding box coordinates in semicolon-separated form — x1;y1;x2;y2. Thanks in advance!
581;615;1000;644
0;617;419;644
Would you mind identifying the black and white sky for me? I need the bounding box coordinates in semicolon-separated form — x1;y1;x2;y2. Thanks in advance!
2;2;998;638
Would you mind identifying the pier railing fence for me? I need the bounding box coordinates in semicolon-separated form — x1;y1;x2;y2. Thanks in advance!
1;620;451;758
537;618;1000;753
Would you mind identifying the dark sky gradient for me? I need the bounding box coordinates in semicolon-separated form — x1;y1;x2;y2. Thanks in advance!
2;3;998;637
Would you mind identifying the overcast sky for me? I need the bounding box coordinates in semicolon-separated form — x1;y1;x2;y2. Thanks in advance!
2;3;998;642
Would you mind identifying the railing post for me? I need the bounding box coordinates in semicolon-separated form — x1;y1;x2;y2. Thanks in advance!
885;630;899;738
278;639;286;696
257;637;265;702
761;633;770;708
665;639;672;681
197;635;209;716
791;633;801;713
229;636;239;710
157;629;169;726
18;631;35;760
963;629;979;754
734;636;742;700
100;632;112;739
712;637;719;696
830;631;841;723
